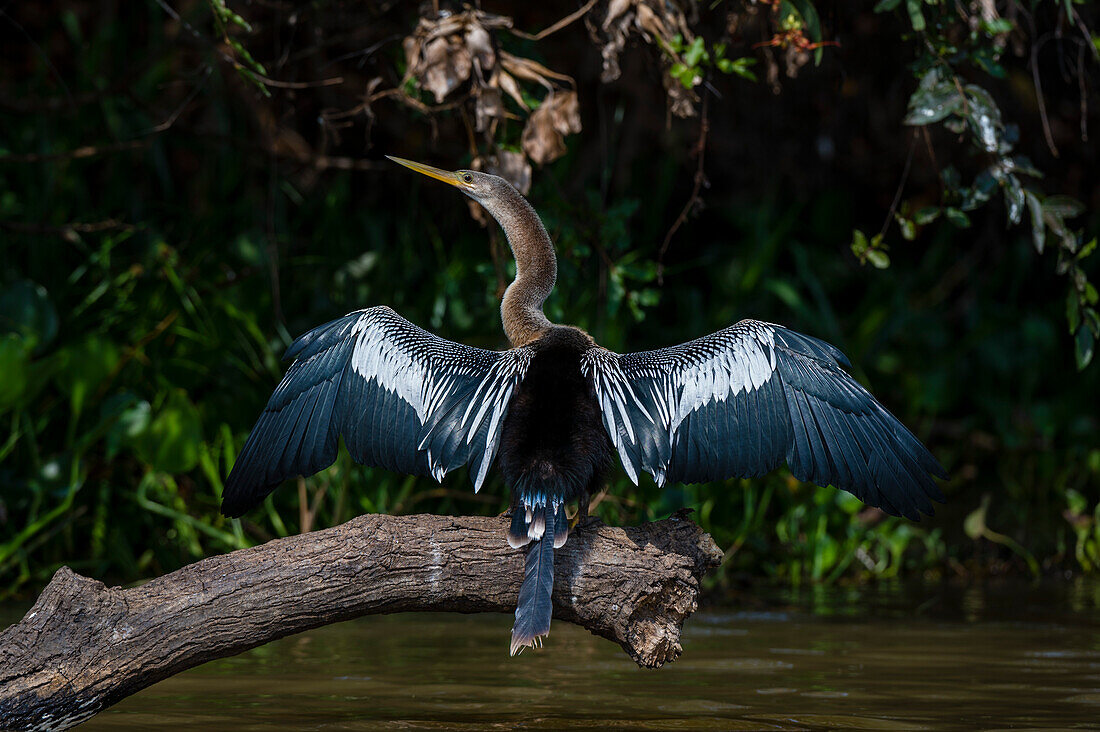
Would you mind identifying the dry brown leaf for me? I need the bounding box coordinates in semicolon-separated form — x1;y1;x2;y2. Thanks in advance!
522;91;582;165
663;73;698;118
467;150;532;224
494;69;529;111
475;86;506;131
465;23;495;70
549;90;582;136
634;3;670;43
483;150;533;194
417;36;472;102
500;52;574;88
603;0;635;30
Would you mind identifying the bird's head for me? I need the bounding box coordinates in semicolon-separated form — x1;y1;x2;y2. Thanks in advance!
386;156;513;206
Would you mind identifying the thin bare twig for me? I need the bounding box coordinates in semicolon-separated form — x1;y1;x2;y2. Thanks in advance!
920;126;943;186
1078;42;1089;143
0;220;134;235
257;76;344;89
510;0;599;41
0;141;148;164
656;93;710;285
151;0;342;92
0;69;208;163
1030;33;1060;158
878;131;918;239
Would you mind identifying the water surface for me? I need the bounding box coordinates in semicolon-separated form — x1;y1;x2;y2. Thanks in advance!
6;579;1099;730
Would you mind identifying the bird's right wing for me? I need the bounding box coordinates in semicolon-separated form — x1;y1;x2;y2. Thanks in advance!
583;320;945;519
222;306;532;516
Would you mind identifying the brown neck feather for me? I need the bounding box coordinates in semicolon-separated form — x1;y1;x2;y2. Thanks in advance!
482;185;557;347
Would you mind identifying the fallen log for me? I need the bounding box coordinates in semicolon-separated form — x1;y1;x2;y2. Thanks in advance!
0;512;721;731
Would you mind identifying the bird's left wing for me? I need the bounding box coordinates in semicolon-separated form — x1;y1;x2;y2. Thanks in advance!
582;320;946;519
222;306;532;516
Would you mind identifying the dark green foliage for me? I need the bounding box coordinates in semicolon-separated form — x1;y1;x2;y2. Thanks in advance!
0;2;1098;597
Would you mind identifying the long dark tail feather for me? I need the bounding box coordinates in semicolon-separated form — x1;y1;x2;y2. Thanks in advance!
510;506;556;655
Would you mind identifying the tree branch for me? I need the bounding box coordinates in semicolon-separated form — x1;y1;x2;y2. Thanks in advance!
0;512;721;731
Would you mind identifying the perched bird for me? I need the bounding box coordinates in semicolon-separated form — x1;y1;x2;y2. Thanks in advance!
222;156;946;654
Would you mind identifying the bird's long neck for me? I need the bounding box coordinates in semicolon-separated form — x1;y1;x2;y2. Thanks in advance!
483;187;557;347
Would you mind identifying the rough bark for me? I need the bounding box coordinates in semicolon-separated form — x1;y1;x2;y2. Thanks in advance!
0;512;721;731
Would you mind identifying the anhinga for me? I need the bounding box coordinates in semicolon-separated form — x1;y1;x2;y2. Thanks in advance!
222;157;946;654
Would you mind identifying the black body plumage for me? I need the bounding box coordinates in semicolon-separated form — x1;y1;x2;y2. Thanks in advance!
497;327;614;653
221;160;947;655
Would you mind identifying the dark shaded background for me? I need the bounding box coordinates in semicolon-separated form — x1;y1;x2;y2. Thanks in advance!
1;1;1098;597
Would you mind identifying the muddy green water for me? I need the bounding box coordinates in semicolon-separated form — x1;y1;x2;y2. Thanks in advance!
6;580;1100;730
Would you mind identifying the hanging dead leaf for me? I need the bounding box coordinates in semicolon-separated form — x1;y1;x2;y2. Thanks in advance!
603;0;635;30
522;91;582;165
664;74;698;118
494;69;529;111
500;52;574;89
465;23;495;71
401;10;512;104
475;86;506;131
634;3;669;42
465;150;532;224
484;149;533;194
422;35;472;102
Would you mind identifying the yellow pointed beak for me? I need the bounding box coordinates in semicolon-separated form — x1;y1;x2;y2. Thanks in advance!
385;156;462;187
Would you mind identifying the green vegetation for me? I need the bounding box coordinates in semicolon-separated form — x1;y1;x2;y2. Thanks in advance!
1;2;1098;598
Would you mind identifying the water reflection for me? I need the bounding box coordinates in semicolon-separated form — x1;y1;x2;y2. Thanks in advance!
5;578;1098;730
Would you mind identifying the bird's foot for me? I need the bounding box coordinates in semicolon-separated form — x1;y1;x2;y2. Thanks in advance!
570;513;601;531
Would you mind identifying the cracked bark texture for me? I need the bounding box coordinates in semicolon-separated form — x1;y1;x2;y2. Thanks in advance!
0;512;721;731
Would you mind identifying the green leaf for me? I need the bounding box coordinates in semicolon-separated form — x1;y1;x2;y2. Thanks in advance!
970;46;1007;78
895;214;916;241
915;206;941;225
1043;195;1085;219
873;0;902;11
851;229;868;256
683;37;706;67
980;18;1014;35
905;0;926;31
1065;488;1088;516
904;71;964;125
0;334;30;411
1076;323;1095;370
961;168;997;211
945;208;971;228
0;279;59;354
727;57;758;82
105;395;152;460
54;337;121;420
1068;290;1081;334
964;498;988;540
1026;191;1045;254
132;389;204;474
1004;174;1024;225
787;0;824;63
964;85;1003;152
867;249;891;269
1080;238;1097;260
1010;156;1043;178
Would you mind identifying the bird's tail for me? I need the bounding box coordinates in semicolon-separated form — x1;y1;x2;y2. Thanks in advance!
509;501;567;655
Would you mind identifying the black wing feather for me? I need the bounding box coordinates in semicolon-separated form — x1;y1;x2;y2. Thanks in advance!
222;306;531;517
585;320;946;519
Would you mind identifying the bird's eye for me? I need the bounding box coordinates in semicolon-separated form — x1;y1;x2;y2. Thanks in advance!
462;173;473;183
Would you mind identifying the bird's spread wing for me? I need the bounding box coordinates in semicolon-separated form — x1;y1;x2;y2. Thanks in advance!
222;306;532;516
582;320;946;519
